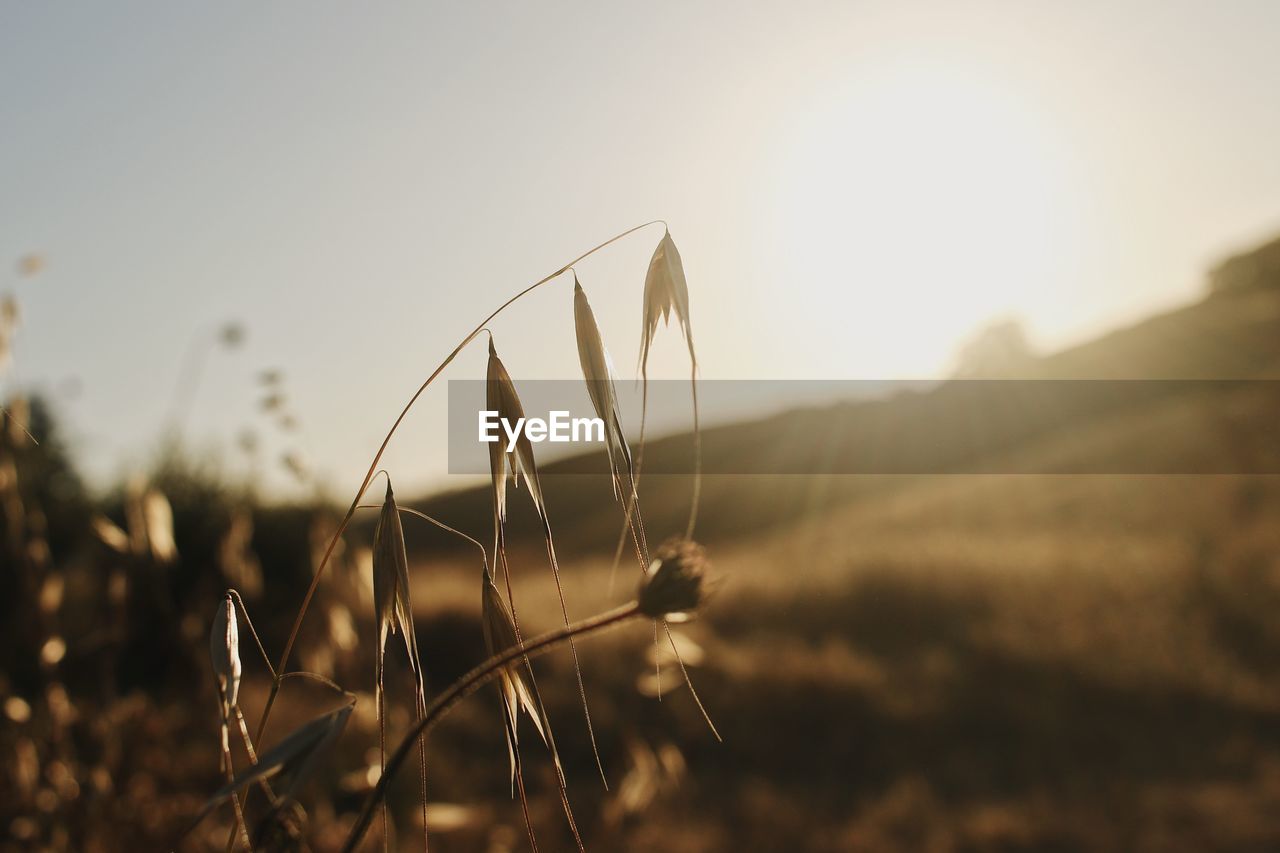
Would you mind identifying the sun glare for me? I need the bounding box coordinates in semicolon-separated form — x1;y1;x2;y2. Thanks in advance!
776;63;1083;376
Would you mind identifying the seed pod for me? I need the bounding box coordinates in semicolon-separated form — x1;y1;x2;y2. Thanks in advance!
638;539;709;621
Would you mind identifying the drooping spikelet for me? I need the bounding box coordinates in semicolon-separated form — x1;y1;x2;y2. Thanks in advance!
639;230;696;380
480;571;550;777
480;566;583;851
487;338;602;824
371;479;429;849
638;229;703;539
574;276;637;505
372;480;424;702
485;338;546;533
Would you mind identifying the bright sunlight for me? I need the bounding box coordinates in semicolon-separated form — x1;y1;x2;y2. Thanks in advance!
776;61;1086;376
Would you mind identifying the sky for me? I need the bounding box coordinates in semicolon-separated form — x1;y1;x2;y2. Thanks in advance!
3;1;1280;498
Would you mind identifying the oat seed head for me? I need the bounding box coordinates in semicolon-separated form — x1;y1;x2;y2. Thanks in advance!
638;539;710;621
485;339;546;522
372;480;424;698
480;574;551;784
639;231;696;378
574;277;635;502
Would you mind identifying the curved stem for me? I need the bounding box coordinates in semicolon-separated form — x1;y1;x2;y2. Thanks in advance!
254;221;666;745
342;602;643;853
277;670;348;694
357;502;491;572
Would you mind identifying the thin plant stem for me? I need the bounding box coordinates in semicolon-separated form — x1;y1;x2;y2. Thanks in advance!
221;740;252;852
685;361;701;539
342;602;643;853
255;221;666;746
513;751;539;853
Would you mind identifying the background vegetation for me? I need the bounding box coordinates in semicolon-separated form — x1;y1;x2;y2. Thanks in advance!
4;235;1280;851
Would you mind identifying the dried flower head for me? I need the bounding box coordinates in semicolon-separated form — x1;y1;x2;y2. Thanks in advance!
640;230;696;379
638;539;709;621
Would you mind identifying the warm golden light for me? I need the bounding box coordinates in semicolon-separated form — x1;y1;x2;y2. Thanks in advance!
777;62;1085;375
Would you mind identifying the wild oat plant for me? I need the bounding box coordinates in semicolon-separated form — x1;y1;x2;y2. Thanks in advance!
185;222;716;851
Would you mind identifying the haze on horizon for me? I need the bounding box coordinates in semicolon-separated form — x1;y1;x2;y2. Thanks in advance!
3;1;1280;498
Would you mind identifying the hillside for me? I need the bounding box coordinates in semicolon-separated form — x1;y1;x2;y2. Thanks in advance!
401;279;1280;558
376;255;1280;851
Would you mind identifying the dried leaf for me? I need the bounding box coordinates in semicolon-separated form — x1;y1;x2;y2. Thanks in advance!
199;703;353;817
